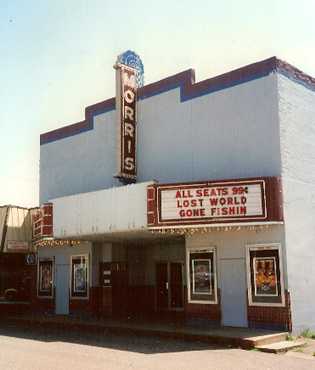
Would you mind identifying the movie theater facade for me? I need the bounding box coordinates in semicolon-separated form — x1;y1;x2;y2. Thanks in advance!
36;53;315;333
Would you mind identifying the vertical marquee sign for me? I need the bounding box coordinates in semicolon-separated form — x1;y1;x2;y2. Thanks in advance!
115;63;138;182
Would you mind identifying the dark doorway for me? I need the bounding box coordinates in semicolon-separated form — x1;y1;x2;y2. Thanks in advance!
111;262;129;316
156;262;183;312
156;262;168;310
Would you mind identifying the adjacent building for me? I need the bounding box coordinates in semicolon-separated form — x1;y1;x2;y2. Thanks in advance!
0;206;38;311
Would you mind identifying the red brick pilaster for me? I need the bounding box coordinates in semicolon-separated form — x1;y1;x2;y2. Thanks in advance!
247;290;292;331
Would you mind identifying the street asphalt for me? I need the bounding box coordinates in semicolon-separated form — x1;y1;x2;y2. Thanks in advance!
0;324;314;370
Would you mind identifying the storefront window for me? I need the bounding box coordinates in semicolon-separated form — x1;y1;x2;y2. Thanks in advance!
71;255;89;298
188;249;217;303
246;244;284;306
38;258;54;298
0;254;33;302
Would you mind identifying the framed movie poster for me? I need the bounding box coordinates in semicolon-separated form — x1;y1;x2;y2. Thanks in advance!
246;244;284;306
38;258;54;297
74;264;87;292
188;249;217;303
192;259;212;295
253;257;278;296
71;255;89;298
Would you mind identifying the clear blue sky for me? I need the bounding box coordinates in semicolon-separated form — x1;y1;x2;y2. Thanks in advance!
1;0;314;207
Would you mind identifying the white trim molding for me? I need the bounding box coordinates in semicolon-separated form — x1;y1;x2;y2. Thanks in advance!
37;257;54;299
186;247;218;305
150;221;283;230
70;254;89;300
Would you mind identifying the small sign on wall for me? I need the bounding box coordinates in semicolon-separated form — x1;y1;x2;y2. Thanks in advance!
100;262;112;287
26;253;37;265
7;240;30;252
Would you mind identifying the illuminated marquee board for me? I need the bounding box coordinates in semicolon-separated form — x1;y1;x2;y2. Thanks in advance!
159;180;266;223
147;178;283;228
115;63;137;182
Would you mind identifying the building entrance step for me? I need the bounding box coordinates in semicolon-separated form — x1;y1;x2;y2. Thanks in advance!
255;339;306;354
243;332;288;348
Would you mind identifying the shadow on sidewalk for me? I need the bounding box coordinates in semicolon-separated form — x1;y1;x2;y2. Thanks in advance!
0;321;228;355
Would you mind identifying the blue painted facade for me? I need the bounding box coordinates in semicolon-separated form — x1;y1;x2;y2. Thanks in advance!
38;57;315;333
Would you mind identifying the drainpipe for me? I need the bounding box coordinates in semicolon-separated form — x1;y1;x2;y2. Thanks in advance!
0;207;9;253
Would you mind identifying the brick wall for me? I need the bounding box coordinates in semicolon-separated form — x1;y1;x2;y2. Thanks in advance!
33;287;102;316
100;287;113;316
184;288;221;324
247;290;292;331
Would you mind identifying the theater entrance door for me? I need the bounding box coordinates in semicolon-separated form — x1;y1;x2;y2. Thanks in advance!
156;262;184;312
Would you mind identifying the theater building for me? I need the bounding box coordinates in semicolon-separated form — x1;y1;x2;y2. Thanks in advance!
36;52;315;333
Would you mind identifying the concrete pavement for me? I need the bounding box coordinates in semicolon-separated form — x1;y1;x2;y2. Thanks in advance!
0;325;314;370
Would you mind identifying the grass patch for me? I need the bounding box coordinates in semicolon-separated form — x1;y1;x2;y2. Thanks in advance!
286;334;295;341
300;329;315;339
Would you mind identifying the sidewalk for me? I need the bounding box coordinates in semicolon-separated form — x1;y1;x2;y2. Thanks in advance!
2;313;288;349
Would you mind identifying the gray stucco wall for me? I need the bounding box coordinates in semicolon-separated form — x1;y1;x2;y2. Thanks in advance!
279;74;315;333
187;226;286;327
186;225;287;289
40;73;280;203
38;242;93;286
